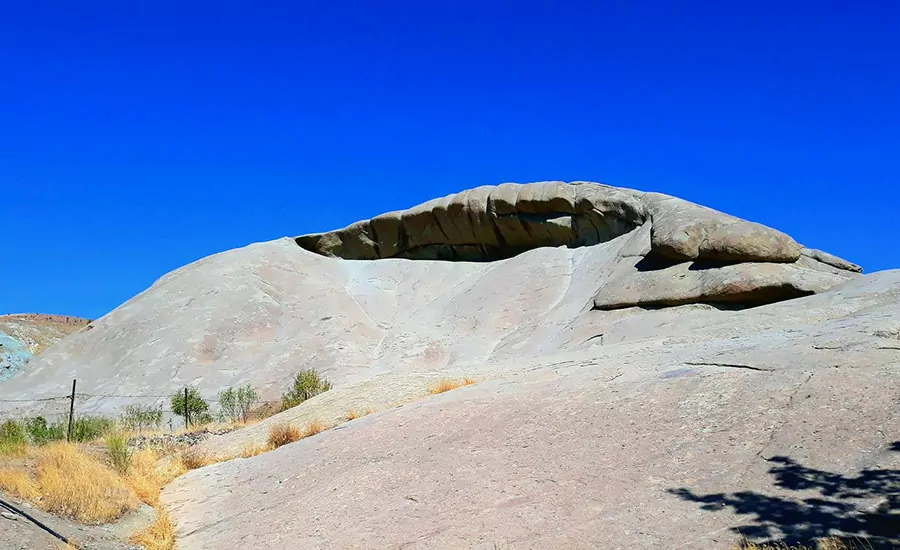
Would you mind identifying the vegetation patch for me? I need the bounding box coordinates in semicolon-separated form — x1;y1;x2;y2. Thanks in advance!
0;468;39;500
428;377;476;394
35;442;140;524
218;385;260;423
170;386;212;428
0;419;27;455
105;431;132;473
178;447;211;470
130;507;176;550
281;369;332;410
121;404;164;433
268;423;303;449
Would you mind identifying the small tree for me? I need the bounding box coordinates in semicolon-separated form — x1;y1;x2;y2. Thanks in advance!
282;369;332;411
121;404;163;433
171;386;211;428
218;385;259;423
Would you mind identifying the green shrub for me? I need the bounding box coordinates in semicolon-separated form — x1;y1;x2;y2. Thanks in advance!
218;385;259;423
171;387;211;428
24;416;65;445
105;432;132;473
120;404;163;433
281;369;332;411
0;420;26;455
70;416;117;442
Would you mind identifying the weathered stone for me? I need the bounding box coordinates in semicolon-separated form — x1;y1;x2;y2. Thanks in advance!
594;261;852;310
296;182;810;265
1;180;891;550
802;247;863;273
642;192;803;263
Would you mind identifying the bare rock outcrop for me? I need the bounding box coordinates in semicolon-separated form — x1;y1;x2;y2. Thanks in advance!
0;181;864;413
1;180;894;550
297;181;858;309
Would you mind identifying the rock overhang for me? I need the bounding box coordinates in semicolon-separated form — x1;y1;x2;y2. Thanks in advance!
296;181;862;309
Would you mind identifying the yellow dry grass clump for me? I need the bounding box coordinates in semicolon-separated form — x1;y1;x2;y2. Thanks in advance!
268;422;303;448
305;420;327;436
345;408;375;421
34;442;140;524
240;443;271;458
178;447;212;470
130;507;176;550
267;420;328;449
0;468;39;500
428;377;476;394
125;449;186;507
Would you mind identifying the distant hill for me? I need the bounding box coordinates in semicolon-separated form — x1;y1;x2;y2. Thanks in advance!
0;314;91;381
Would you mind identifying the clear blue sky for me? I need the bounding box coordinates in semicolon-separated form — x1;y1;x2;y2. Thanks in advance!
3;1;898;320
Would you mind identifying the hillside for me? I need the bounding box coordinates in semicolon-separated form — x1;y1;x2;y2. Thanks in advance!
0;314;90;382
0;181;896;549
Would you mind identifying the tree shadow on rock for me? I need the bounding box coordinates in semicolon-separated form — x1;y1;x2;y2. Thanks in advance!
669;442;899;548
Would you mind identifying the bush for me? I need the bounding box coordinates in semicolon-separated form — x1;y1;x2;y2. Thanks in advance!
218;385;259;423
171;387;211;428
130;508;176;550
268;423;303;448
35;442;139;524
24;417;65;445
105;432;132;474
0;420;26;454
178;448;210;470
121;404;163;433
281;369;332;410
71;416;116;442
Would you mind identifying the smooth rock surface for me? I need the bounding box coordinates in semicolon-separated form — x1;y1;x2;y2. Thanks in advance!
165;271;900;550
0;182;862;415
0;181;890;549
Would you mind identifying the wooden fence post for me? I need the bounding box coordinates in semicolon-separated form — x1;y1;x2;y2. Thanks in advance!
66;379;76;442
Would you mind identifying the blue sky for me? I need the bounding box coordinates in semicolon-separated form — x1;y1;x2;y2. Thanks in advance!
2;1;898;319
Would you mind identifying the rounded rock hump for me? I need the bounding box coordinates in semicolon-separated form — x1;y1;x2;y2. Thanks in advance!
296;181;860;310
296;181;806;264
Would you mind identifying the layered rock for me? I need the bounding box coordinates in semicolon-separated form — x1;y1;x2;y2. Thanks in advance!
297;181;860;309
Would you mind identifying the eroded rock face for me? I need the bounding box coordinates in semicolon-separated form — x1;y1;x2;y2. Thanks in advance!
1;181;863;412
297;181;859;309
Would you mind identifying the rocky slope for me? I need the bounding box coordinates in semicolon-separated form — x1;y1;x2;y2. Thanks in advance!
1;181;896;548
165;269;899;549
0;315;90;382
0;182;861;412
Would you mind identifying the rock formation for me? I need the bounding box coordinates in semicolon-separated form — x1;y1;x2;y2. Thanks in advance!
0;314;90;381
298;181;860;309
1;181;895;550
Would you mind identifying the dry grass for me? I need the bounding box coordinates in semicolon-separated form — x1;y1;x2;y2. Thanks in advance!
178;447;211;470
0;468;39;500
130;507;176;550
345;408;375;421
34;442;140;524
125;449;186;507
428;377;476;394
239;443;272;458
0;438;193;550
268;423;303;448
305;420;327;436
267;419;329;450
